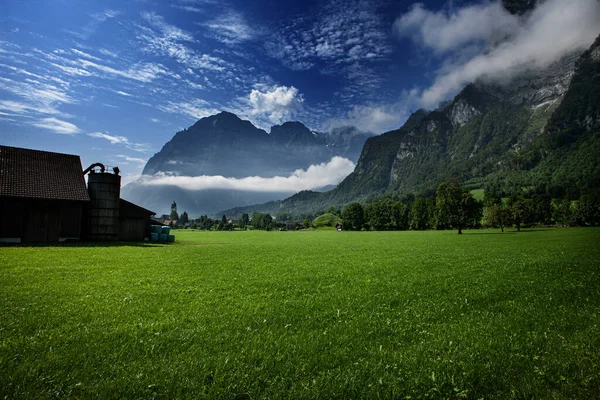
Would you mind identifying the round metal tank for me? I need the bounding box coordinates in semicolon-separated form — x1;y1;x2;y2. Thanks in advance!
87;172;121;241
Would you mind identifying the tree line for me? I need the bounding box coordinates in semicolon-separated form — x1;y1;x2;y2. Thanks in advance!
339;181;600;233
169;181;599;233
184;213;310;231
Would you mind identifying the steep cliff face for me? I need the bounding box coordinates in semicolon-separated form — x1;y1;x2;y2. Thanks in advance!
484;52;579;108
546;35;600;134
535;34;600;196
326;126;374;162
337;41;590;199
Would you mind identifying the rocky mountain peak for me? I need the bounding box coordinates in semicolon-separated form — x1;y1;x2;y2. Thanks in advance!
447;98;481;127
192;110;264;135
141;112;371;178
270;121;323;147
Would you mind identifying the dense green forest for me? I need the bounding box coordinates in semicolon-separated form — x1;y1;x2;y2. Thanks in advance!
184;181;600;234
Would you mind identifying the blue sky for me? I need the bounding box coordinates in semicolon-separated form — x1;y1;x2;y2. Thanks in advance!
0;0;598;185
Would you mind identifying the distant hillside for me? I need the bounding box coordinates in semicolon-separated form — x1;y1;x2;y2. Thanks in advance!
142;112;371;178
123;112;371;216
219;34;600;219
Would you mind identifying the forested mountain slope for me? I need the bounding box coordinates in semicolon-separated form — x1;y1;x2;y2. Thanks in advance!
220;34;600;218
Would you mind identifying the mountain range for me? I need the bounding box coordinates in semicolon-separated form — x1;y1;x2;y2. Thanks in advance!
220;33;600;218
122;115;372;215
124;2;600;220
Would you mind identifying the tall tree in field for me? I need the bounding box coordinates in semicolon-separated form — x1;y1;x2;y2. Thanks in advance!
483;189;506;231
391;201;409;230
435;181;477;234
365;201;392;230
483;203;508;232
410;197;429;230
575;194;600;226
507;195;527;232
239;213;250;229
251;213;273;230
552;197;572;226
341;202;365;231
170;201;179;220
303;217;311;229
426;197;438;230
180;211;189;224
327;206;341;217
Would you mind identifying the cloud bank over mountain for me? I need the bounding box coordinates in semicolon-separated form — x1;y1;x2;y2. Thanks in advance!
396;0;600;107
136;156;355;193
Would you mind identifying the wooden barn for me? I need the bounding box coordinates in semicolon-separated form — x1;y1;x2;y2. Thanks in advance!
0;145;155;243
0;145;90;243
119;199;155;241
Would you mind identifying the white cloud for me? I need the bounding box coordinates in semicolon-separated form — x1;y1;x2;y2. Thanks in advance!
395;2;519;54
141;11;194;41
50;62;96;77
139;156;355;192
171;0;217;11
71;48;101;61
88;132;152;152
41;47;174;82
201;12;257;44
0;100;39;115
65;9;120;40
88;132;129;144
323;88;419;134
395;0;600;107
265;0;392;74
99;48;118;58
173;6;204;13
246;85;304;124
0;76;74;116
324;105;399;134
116;154;147;164
137;12;226;72
32;117;80;134
77;59;172;82
91;9;120;22
158;100;221;120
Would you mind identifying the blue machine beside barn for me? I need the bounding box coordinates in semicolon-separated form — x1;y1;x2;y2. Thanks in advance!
150;225;175;243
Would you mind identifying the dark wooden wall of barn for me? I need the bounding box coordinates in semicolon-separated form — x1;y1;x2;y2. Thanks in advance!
119;217;149;241
118;199;152;241
0;198;83;242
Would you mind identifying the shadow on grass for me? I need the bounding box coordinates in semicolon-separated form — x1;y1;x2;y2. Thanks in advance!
466;228;554;235
0;241;173;248
465;231;517;235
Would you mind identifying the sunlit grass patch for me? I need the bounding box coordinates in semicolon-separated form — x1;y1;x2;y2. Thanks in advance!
1;228;599;398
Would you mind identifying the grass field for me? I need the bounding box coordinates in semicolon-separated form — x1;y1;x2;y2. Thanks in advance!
1;228;600;399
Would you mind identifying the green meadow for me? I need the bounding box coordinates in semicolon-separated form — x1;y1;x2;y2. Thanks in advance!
1;228;600;399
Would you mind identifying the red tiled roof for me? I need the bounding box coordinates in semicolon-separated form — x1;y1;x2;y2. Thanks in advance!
0;145;90;201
